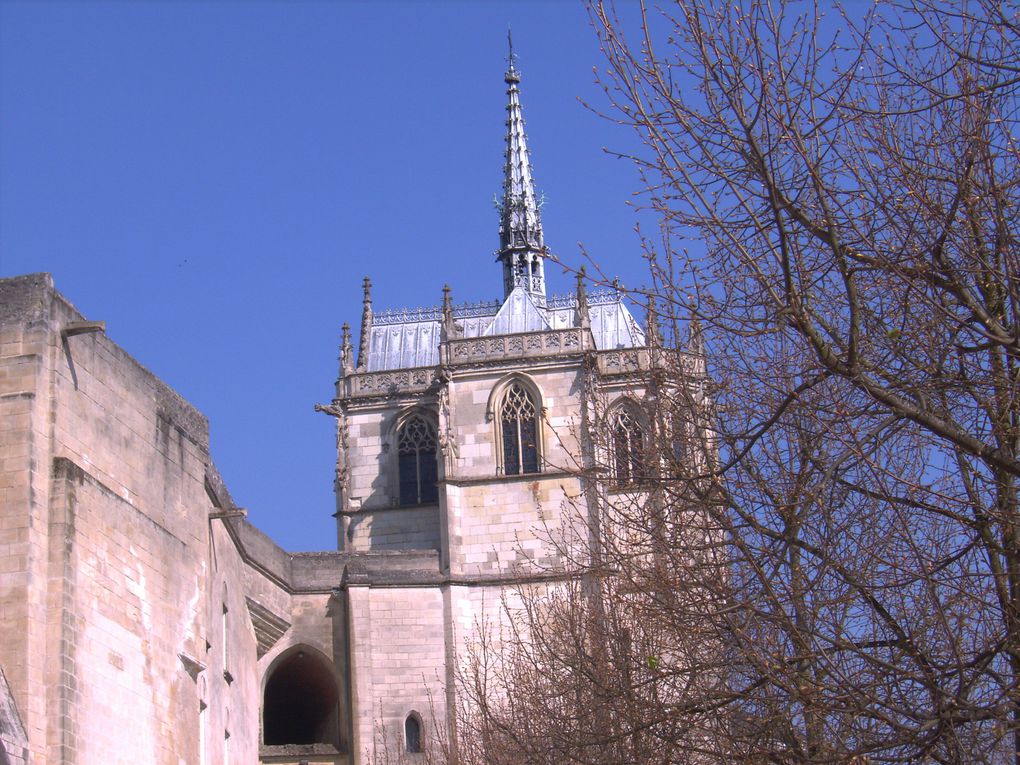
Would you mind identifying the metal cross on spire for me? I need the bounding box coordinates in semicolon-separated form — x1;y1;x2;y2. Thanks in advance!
507;27;518;78
497;31;546;300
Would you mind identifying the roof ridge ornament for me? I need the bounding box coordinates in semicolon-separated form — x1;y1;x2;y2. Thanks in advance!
497;34;546;302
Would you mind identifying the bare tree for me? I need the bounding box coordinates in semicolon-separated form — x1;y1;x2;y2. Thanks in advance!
442;2;1020;764
588;0;1017;761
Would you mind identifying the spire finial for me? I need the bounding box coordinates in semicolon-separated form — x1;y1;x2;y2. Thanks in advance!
357;276;373;371
646;299;662;348
575;267;590;328
497;40;545;300
687;310;706;379
340;322;353;375
441;283;458;341
442;283;452;314
507;28;518;81
688;311;704;356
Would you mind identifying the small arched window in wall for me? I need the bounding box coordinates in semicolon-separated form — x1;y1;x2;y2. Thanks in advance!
611;405;646;486
398;415;439;506
499;382;540;475
405;713;422;753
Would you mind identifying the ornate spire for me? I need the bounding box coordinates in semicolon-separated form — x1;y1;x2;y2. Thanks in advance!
497;31;546;300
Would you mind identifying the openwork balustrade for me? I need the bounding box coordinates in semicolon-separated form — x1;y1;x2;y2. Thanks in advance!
445;328;590;365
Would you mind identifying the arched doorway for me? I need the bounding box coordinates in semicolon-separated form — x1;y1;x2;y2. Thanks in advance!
262;646;340;747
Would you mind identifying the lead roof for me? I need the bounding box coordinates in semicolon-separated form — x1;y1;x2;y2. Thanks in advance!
366;287;645;372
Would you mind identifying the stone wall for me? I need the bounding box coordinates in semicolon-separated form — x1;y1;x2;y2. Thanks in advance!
0;275;52;763
440;364;586;580
343;406;443;554
0;275;275;764
347;584;447;761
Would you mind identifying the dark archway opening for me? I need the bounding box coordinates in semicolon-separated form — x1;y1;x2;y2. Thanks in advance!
263;650;339;746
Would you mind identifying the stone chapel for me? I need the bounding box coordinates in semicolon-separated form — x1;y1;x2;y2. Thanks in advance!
0;51;690;765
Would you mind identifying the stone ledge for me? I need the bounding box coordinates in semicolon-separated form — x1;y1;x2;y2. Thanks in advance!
259;742;348;764
0;392;35;402
444;469;573;486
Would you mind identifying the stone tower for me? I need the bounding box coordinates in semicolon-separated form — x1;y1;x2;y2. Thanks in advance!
321;44;654;759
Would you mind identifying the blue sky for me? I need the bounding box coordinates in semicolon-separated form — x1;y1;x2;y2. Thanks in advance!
1;1;654;551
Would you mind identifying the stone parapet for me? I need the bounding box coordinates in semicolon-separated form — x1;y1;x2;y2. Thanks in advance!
290;552;346;592
596;347;652;375
341;366;435;398
445;327;589;365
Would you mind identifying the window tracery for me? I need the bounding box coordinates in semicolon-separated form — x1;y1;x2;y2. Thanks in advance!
611;405;646;486
499;381;540;475
398;415;439;505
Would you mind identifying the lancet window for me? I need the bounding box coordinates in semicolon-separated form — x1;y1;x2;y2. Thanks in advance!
404;714;422;753
669;415;689;476
611;405;646;486
499;382;540;475
398;415;439;506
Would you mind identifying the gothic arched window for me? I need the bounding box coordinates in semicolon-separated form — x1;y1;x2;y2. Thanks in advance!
398;415;439;506
499;382;540;475
404;713;422;753
611;406;646;486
